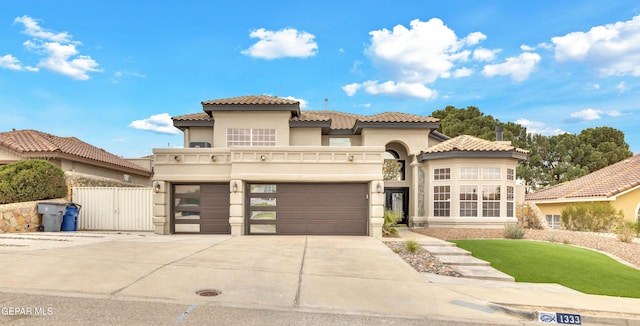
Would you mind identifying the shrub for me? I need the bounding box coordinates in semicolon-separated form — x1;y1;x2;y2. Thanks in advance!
382;209;401;236
405;239;420;253
0;160;67;204
504;223;525;239
615;222;637;243
560;202;624;232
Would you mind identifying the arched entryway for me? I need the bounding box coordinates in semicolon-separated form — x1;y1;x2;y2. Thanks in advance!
384;142;411;225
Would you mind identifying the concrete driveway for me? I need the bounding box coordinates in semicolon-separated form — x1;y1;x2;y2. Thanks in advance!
0;232;522;325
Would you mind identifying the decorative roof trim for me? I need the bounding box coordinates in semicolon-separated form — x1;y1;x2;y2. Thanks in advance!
429;130;451;142
417;150;527;161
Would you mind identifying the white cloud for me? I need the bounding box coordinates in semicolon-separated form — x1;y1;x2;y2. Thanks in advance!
284;96;307;108
37;42;101;80
366;18;492;84
552;15;640;76
482;52;541;81
516;119;565;136
607;110;623;117
570;108;602;121
361;80;437;99
242;28;318;59
472;48;500;61
342;83;362;96
617;81;627;93
8;15;101;80
0;54;23;70
593;83;600;89
129;113;181;135
14;15;71;42
452;67;473;77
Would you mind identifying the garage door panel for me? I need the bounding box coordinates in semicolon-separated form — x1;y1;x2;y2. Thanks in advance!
247;183;368;235
173;183;230;234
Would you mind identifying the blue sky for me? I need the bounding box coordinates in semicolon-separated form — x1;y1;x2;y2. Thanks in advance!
2;1;640;157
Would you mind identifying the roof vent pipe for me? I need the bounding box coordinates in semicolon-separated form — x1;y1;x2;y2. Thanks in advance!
496;125;503;141
324;98;328;110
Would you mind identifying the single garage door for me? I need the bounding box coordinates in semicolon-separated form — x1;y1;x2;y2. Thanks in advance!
172;184;230;234
246;183;368;235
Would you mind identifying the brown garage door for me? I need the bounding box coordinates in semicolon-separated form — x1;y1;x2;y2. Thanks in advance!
173;184;230;234
246;183;368;235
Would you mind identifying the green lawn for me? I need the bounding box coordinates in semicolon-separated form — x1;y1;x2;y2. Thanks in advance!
451;239;640;298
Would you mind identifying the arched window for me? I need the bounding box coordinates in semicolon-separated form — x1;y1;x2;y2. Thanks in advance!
636;205;640;224
383;150;405;181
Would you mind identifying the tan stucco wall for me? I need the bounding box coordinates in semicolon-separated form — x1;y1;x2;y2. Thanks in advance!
361;128;430;154
187;126;214;147
290;128;321;146
212;111;291;147
321;135;363;146
0;147;20;162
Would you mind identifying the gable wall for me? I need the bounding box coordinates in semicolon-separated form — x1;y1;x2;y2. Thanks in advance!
361;128;431;155
212;111;291;147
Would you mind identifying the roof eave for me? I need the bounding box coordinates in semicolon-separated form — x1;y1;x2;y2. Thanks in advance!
289;120;331;133
202;103;300;116
172;120;214;130
417;150;527;162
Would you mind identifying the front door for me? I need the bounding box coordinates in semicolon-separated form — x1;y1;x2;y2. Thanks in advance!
384;187;409;225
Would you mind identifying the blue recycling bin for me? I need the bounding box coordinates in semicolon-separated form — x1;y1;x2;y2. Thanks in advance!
62;203;81;231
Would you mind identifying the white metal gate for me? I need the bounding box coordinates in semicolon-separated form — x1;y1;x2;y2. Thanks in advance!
72;187;153;231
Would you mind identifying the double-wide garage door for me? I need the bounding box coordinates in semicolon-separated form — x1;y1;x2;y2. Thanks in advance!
246;183;368;235
172;183;368;235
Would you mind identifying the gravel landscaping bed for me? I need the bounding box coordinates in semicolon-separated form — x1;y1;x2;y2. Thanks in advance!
411;228;640;268
384;241;462;277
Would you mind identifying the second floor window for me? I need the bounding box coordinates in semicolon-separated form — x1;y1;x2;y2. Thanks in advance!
226;128;276;147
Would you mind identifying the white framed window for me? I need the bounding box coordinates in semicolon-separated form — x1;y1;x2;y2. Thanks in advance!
433;168;451;180
506;186;514;217
482;167;501;180
507;168;515;181
460;167;479;180
226;128;276;147
546;214;561;229
433;186;450;217
482;185;501;217
459;185;478;217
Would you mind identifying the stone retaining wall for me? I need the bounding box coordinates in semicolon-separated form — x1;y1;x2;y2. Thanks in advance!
0;198;67;233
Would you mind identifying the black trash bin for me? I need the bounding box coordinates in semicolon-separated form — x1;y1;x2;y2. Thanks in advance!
62;203;81;231
37;202;67;232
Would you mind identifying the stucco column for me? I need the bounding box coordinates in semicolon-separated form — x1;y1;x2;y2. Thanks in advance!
370;180;385;239
229;180;244;236
152;180;169;235
410;158;428;227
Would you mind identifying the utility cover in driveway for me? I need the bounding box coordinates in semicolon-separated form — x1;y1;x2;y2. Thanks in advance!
247;183;368;235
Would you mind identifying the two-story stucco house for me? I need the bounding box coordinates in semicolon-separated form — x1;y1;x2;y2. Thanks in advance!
152;95;527;238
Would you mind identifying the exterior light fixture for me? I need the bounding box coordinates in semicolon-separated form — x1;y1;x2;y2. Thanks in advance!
232;181;238;193
174;155;181;161
348;155;354;161
154;182;161;193
376;182;383;193
211;155;216;162
260;155;266;161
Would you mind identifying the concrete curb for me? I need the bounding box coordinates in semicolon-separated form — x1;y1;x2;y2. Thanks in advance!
490;302;640;326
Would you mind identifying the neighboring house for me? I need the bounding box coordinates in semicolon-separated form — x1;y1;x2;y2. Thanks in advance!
526;154;640;229
0;129;153;186
152;95;527;238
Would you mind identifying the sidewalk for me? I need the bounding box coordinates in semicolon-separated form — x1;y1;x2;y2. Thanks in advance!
392;228;640;324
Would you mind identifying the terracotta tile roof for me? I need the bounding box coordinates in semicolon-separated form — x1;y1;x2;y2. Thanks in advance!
358;112;439;123
172;112;212;121
422;135;528;154
201;95;299;106
0;130;152;176
301;111;364;130
526;154;640;201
